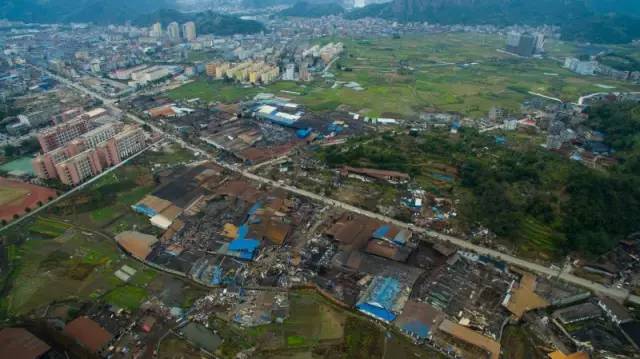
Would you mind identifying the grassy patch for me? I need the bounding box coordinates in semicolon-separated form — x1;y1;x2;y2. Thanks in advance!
129;268;157;287
1;231;136;316
168;78;303;104
104;285;147;310
286;335;305;347
158;335;203;359
29;217;71;237
90;207;117;222
172;34;640;118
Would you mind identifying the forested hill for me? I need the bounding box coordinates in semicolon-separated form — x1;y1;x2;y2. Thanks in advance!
278;2;345;18
320;101;640;258
347;0;640;44
0;0;176;24
133;10;265;36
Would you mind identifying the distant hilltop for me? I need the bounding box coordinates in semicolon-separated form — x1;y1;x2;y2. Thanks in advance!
0;0;176;24
0;0;266;36
347;0;640;44
133;10;266;36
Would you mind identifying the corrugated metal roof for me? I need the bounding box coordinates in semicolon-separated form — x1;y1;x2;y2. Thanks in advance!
356;303;396;322
64;317;113;353
229;239;260;251
0;328;50;359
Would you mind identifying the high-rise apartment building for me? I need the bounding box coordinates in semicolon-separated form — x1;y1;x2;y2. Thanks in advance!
32;145;81;179
282;63;295;81
33;108;145;185
151;22;162;37
505;32;537;57
167;22;180;41
182;22;196;41
36;116;90;152
55;149;104;186
206;62;218;77
81;123;122;148
106;126;146;164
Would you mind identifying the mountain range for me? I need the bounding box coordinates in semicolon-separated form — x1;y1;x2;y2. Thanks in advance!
0;1;264;36
3;0;640;44
133;9;265;35
347;0;640;43
0;0;176;24
278;1;344;18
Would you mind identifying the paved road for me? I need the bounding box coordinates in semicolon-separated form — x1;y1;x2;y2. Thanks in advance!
247;155;289;172
31;65;640;305
479;125;504;133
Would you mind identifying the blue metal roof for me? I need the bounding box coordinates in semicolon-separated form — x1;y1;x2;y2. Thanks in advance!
296;128;312;138
259;112;298;127
236;225;249;240
357;303;396;322
248;202;262;216
392;231;409;245
229;239;260;251
371;277;401;308
373;225;390;239
131;204;157;217
401;320;430;339
238;251;255;260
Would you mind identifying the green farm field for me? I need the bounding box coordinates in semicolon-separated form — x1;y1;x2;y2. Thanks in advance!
0;218;158;317
0;144;199;318
211;290;445;358
170;33;640;118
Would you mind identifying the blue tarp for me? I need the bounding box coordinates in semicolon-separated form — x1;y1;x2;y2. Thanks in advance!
296;128;312;138
131;204;157;217
401;320;430;339
229;239;260;251
327;124;343;133
356;303;396;322
238;251;255;260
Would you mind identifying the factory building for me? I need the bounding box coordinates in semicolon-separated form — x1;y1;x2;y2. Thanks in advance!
356;276;408;323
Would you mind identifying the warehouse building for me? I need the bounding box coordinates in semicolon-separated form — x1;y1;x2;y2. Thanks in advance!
356;276;408;323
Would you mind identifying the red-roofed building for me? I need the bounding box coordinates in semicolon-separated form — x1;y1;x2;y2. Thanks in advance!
63;317;113;354
0;328;50;359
